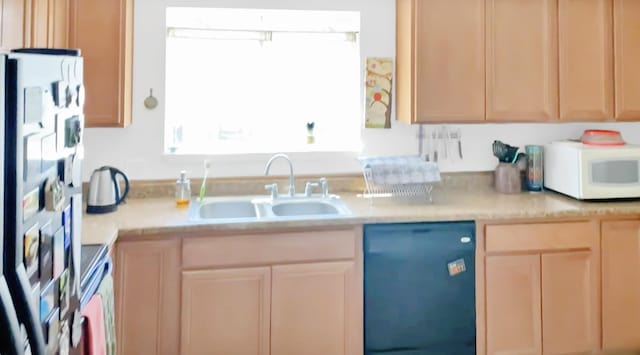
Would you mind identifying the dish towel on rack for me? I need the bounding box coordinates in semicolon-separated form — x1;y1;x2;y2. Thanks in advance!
97;274;116;355
81;294;107;355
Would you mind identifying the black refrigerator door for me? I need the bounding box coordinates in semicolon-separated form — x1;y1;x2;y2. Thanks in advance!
5;50;84;355
0;277;22;355
4;56;47;355
0;54;26;355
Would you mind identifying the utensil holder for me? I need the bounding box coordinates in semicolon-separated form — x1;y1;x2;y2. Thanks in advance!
494;163;521;194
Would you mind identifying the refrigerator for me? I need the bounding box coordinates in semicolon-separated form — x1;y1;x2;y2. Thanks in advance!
1;49;85;355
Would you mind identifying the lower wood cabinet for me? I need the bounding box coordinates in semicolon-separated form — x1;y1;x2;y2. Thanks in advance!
602;220;640;351
181;267;271;355
486;254;542;355
271;262;358;355
481;221;600;355
115;227;362;355
114;238;181;355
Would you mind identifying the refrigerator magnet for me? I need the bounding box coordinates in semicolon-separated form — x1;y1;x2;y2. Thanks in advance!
39;220;53;281
22;187;40;222
23;133;42;181
59;270;70;319
62;205;71;249
41;133;57;172
44;176;65;212
24;223;40;278
40;280;56;322
45;308;60;351
52;227;64;278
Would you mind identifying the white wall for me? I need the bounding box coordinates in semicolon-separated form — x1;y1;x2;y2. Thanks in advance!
82;0;640;181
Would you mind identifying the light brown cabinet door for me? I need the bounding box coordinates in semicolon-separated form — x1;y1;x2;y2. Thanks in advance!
0;0;25;51
485;254;542;355
114;239;181;355
486;0;558;121
24;0;48;48
69;0;132;127
541;251;600;354
602;220;640;350
181;268;271;355
271;262;361;355
559;0;613;121
411;0;485;123
47;0;68;48
614;0;640;120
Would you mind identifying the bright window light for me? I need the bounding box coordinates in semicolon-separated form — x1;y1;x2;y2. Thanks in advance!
164;7;362;155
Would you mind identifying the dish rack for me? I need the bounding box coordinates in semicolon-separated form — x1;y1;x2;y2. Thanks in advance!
358;156;441;203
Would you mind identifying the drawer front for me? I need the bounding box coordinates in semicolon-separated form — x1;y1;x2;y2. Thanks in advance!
485;221;597;253
183;228;358;269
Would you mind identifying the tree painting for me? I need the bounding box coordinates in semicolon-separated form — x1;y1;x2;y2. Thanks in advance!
365;57;393;129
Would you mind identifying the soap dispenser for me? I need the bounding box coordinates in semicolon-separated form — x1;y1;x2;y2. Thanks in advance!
176;170;191;207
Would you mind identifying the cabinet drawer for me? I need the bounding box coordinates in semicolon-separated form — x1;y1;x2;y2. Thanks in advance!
183;228;358;269
485;221;597;253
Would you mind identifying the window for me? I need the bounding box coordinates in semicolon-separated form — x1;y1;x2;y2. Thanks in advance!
165;7;362;155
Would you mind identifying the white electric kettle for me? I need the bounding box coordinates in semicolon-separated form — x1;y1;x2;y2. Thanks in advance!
86;166;130;214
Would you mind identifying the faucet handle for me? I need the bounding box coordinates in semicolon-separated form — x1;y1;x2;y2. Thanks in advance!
265;183;279;199
304;182;319;197
319;177;329;198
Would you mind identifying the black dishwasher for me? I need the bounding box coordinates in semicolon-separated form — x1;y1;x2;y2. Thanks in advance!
364;221;476;355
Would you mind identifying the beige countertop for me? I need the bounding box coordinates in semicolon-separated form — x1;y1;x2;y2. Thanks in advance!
81;189;640;246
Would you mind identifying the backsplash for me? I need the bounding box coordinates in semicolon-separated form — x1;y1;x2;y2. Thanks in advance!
84;172;495;200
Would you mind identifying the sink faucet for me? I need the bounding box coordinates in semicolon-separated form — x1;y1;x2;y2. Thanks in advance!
264;153;295;197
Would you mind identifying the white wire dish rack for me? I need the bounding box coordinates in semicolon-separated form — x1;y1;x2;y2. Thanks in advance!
358;156;441;203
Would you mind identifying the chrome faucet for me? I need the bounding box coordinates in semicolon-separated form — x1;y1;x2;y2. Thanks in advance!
264;153;295;197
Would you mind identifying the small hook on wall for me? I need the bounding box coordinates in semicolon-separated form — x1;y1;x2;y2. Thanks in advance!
144;88;158;110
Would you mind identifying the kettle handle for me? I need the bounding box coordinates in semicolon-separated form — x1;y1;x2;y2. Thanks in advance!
110;168;130;205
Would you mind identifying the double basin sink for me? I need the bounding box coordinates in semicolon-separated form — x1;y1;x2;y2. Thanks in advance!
189;195;352;223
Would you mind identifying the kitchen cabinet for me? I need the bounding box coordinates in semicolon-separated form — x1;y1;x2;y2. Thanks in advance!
481;221;600;355
614;0;640;120
180;227;363;355
486;0;558;121
396;0;485;123
485;255;542;355
181;267;271;355
68;0;133;127
559;0;613;121
0;0;25;51
114;238;181;355
23;0;68;48
602;220;640;351
271;262;358;355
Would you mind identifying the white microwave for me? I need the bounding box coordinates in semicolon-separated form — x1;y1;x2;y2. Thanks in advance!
544;140;640;200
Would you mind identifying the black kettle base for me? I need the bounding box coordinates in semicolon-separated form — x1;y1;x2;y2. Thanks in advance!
86;204;117;214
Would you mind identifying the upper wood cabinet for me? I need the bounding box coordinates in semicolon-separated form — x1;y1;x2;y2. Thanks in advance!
602;220;640;351
559;0;613;121
181;267;271;355
486;0;558;121
114;239;181;355
23;0;68;49
0;0;25;51
396;0;485;123
614;0;640;120
69;0;133;127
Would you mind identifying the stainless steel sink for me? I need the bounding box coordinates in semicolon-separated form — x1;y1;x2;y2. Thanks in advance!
197;200;257;219
270;200;345;217
189;195;351;222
